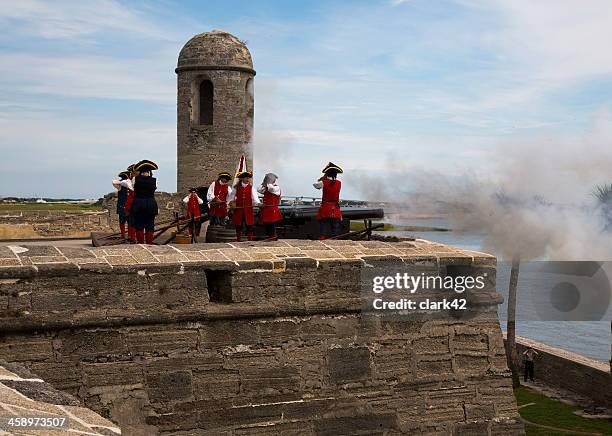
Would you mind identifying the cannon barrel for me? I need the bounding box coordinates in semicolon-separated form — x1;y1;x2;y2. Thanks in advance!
278;205;384;221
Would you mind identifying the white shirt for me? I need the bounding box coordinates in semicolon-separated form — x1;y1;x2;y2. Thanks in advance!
183;194;204;205
121;179;134;190
112;179;133;191
257;183;281;196
206;181;232;202
227;182;260;206
313;176;334;190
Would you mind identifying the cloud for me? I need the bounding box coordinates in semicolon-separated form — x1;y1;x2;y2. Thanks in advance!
467;0;612;84
0;53;175;102
0;0;179;40
0;109;176;197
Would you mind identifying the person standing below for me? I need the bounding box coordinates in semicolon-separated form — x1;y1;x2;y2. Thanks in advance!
112;170;131;241
131;160;159;244
183;187;204;237
227;170;260;241
207;172;232;225
523;347;539;382
257;173;282;240
313;162;343;240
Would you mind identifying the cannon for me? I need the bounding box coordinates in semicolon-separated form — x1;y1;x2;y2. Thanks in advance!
206;202;385;242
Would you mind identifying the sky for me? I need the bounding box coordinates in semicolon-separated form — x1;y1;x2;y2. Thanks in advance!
2;0;612;199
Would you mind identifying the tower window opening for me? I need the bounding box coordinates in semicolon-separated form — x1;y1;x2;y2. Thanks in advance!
199;80;213;125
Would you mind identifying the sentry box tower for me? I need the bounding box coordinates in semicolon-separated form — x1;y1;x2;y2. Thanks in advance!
176;30;255;193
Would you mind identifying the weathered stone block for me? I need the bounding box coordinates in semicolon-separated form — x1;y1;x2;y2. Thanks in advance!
313;413;398;436
327;347;371;384
413;335;450;354
453;333;488;351
233;421;314;435
145;370;193;403
83;361;144;387
454;421;490;435
0;336;53;361
454;353;490;375
240;365;300;396
192;369;239;399
57;331;126;359
465;403;496;420
416;355;453;378
126;329;198;355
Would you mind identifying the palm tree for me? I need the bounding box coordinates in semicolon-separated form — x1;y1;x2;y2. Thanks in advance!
505;256;521;388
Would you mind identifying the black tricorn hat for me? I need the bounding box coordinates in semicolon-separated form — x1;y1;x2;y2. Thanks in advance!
237;171;253;178
135;159;159;172
322;162;343;174
218;171;232;180
118;170;130;179
126;163;137;173
189;187;197;192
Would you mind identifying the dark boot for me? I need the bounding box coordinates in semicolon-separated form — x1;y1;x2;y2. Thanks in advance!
247;232;254;241
128;226;136;243
136;230;145;244
235;228;242;242
145;230;155;245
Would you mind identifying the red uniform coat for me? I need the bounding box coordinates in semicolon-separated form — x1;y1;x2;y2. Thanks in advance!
232;183;255;226
260;190;282;223
317;179;342;220
209;181;229;217
124;189;134;215
186;195;201;219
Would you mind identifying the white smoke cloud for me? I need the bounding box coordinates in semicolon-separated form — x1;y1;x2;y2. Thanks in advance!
253;79;295;178
349;111;612;261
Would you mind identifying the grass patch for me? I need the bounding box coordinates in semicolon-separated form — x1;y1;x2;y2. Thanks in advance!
0;203;104;212
515;387;612;435
349;221;394;231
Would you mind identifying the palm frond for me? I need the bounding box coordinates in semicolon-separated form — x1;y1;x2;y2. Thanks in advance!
592;183;612;203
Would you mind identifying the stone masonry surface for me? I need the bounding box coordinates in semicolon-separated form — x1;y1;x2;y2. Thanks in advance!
0;359;121;435
0;210;111;239
0;240;525;435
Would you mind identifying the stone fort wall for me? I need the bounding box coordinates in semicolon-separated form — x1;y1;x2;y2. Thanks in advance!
0;193;182;239
0;240;524;435
0;210;111;239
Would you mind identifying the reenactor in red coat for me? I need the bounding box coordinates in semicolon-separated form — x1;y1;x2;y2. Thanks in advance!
227;171;260;241
183;188;204;236
313;162;343;240
257;173;282;240
206;172;232;225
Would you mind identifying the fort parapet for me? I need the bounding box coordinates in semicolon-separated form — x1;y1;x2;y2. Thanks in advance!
0;210;111;239
0;240;524;435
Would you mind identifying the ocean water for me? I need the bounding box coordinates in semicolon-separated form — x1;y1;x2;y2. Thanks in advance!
384;217;611;362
